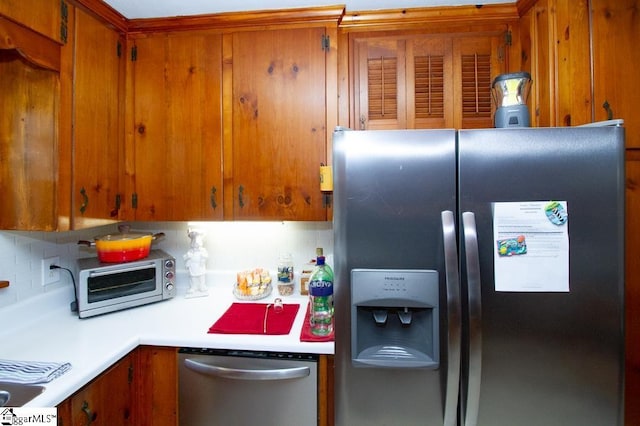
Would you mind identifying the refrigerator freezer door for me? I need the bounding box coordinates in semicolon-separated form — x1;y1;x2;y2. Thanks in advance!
333;129;458;426
458;127;625;426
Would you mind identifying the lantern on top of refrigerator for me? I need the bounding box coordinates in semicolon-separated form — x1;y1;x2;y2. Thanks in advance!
491;71;532;128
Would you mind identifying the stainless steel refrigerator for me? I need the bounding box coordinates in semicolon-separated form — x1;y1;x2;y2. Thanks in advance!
332;125;625;426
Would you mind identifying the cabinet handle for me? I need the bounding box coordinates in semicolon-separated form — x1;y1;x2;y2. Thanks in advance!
110;194;121;217
602;100;614;120
360;114;367;130
238;185;245;208
81;400;97;425
79;187;88;215
210;187;217;209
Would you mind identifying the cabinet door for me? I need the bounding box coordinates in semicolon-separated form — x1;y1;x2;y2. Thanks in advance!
130;32;223;221
69;353;134;425
133;346;177;426
0;50;58;230
407;37;453;129
71;8;123;228
592;0;640;148
353;33;503;131
453;36;501;129
229;27;327;220
0;0;61;43
353;37;406;130
517;0;592;128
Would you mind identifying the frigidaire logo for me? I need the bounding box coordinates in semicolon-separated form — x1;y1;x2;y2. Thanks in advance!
384;276;405;281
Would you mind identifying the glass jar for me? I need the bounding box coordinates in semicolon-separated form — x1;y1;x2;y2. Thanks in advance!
277;253;294;296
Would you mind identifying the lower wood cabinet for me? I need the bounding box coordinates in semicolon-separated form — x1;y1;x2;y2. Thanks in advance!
57;346;331;425
57;346;177;426
57;352;134;425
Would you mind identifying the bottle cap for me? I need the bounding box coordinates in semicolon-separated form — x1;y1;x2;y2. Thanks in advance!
317;256;326;265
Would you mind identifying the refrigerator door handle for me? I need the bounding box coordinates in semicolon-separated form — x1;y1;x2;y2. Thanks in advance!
462;211;482;426
441;210;461;426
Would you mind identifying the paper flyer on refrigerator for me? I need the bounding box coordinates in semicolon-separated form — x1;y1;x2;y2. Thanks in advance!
492;201;569;292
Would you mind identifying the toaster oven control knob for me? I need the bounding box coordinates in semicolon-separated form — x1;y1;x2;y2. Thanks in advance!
165;282;175;292
165;270;175;280
165;259;175;269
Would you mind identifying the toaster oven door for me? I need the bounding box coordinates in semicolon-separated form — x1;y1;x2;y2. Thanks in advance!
78;262;162;317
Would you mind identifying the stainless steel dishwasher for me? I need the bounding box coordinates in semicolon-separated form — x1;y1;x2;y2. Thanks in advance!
178;348;318;426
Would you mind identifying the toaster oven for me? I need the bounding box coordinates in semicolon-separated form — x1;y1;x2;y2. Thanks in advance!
75;249;176;318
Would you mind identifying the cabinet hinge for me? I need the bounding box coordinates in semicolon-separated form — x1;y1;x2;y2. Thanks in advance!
321;34;330;52
131;45;138;62
117;41;122;58
60;1;68;44
323;193;332;209
132;193;138;209
504;30;512;47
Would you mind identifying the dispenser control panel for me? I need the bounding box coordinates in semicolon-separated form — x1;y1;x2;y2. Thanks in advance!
350;269;440;369
351;269;438;307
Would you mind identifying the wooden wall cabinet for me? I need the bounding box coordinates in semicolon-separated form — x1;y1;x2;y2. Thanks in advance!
352;32;506;131
125;31;223;221
223;27;332;221
0;14;61;231
591;0;640;148
2;1;124;231
514;0;638;136
0;0;63;43
513;0;592;128
60;6;125;230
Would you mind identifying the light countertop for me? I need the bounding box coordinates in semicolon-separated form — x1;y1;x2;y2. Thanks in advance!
0;273;334;407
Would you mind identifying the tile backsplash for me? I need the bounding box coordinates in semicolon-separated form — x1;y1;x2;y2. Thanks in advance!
0;221;333;309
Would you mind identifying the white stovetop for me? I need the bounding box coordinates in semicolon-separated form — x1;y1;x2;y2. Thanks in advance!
0;274;333;407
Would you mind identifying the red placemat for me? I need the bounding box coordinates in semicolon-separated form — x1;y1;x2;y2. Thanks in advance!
208;302;300;335
300;302;334;342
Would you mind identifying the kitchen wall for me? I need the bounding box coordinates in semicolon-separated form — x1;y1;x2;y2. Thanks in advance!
0;221;333;309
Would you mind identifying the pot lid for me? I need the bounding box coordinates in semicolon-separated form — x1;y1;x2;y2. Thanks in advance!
93;232;152;242
94;225;152;241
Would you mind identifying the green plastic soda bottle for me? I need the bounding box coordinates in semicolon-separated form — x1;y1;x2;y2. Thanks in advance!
309;254;334;336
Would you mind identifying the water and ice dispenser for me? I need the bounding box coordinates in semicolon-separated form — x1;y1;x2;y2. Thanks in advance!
351;269;439;369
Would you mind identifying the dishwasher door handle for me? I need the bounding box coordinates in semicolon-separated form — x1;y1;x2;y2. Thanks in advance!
184;358;311;381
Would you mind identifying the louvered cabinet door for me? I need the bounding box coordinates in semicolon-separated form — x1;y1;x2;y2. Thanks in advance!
354;38;406;130
406;37;453;129
353;34;505;131
453;36;504;129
